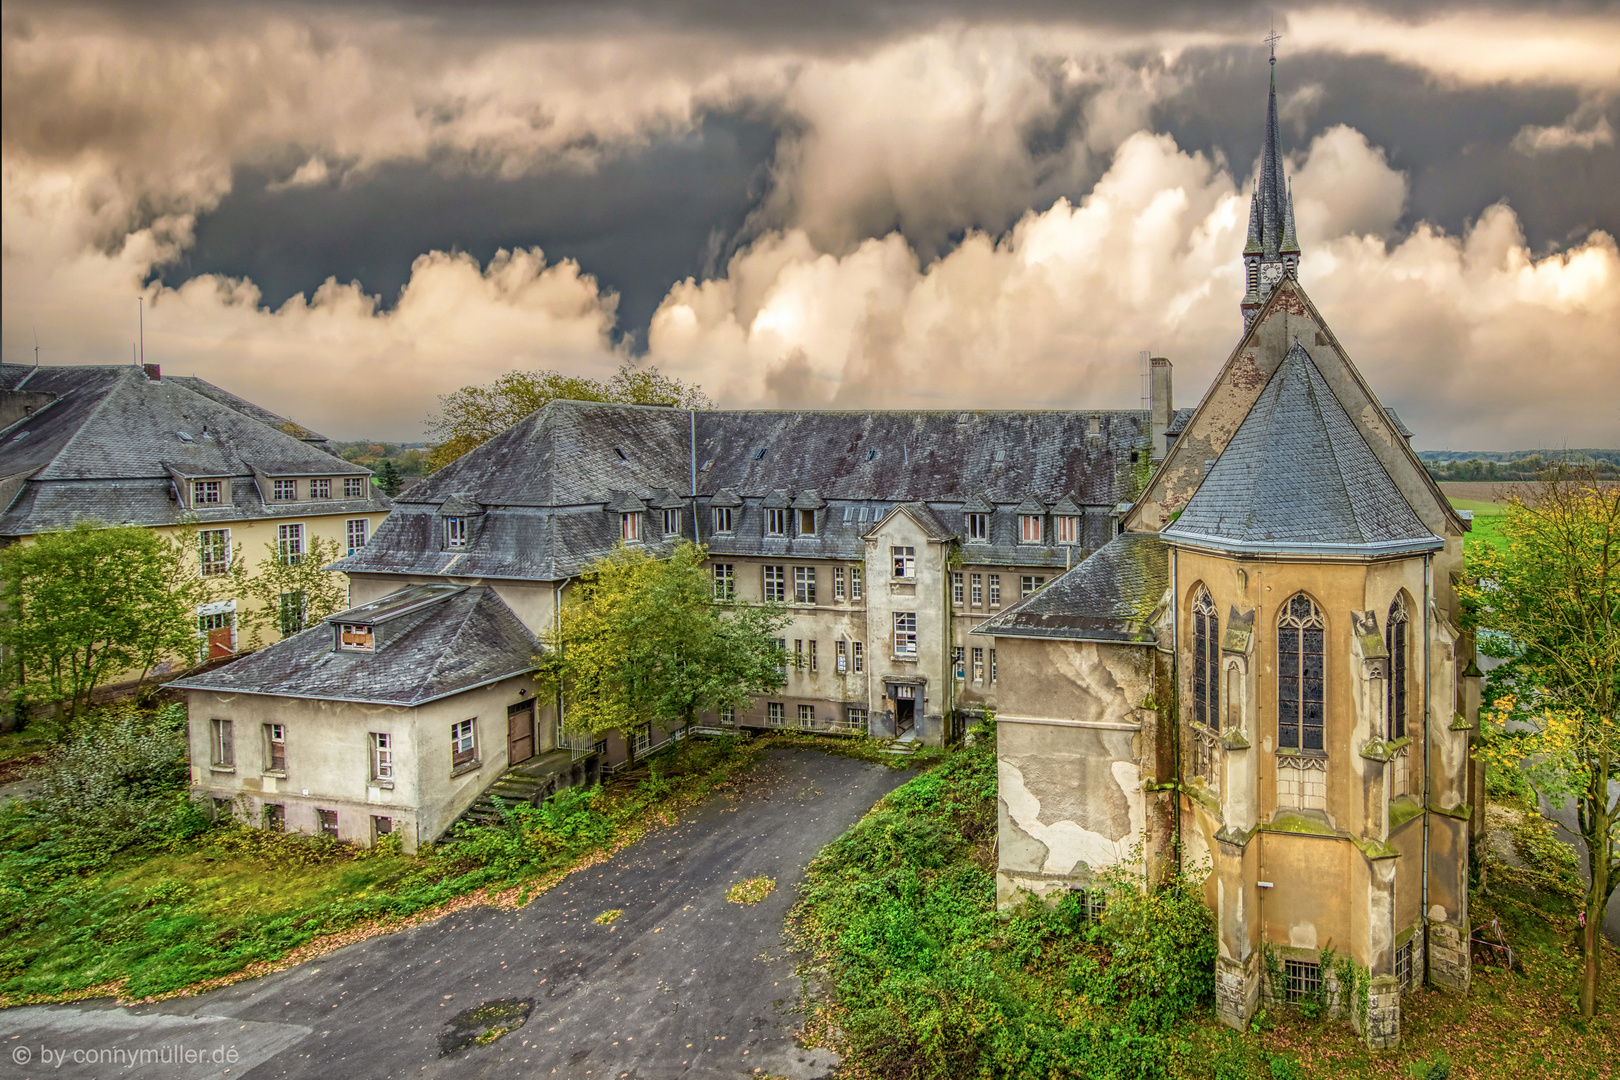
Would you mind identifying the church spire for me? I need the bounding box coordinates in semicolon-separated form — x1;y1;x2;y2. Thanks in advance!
1241;29;1299;329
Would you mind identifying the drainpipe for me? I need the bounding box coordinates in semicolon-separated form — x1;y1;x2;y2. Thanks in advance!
1421;552;1433;985
1170;546;1182;875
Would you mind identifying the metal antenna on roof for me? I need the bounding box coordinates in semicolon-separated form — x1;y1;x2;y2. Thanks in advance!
32;325;39;368
138;296;144;369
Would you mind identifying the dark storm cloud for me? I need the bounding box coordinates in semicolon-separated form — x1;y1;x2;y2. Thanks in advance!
158;112;777;342
1154;47;1620;249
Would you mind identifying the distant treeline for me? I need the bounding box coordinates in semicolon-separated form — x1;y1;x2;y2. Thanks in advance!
329;441;430;478
1420;450;1620;482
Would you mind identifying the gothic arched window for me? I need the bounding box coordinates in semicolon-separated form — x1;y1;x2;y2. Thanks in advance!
1193;589;1220;731
1278;594;1325;751
1386;595;1409;741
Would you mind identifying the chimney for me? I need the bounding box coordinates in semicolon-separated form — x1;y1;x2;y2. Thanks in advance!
143;364;161;381
1149;357;1173;461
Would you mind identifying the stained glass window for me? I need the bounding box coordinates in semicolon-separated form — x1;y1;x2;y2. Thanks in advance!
1193;588;1220;732
1278;594;1325;751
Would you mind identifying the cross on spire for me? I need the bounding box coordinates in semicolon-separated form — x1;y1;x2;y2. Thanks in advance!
1264;19;1281;62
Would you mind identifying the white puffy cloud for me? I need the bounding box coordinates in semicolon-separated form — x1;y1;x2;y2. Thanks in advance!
1511;98;1616;155
648;127;1619;449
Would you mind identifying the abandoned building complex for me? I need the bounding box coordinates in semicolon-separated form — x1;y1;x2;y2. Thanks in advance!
51;49;1474;1049
0;362;393;664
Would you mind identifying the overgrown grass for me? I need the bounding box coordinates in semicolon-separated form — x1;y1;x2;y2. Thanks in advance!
791;726;1218;1079
1449;496;1509;554
0;727;52;770
0;719;773;1003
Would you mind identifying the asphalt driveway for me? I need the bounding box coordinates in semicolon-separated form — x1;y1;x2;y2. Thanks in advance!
1;746;910;1080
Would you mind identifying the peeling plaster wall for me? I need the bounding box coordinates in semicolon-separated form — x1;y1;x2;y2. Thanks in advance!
992;637;1160;905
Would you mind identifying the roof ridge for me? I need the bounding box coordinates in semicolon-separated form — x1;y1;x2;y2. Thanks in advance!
1296;346;1365;542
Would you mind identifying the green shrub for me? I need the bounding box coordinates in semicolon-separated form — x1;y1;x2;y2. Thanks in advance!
792;730;1216;1079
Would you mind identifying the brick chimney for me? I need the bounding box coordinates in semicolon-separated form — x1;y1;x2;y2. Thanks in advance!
1149;357;1173;461
143;364;161;381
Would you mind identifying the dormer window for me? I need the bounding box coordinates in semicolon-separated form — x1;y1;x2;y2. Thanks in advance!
713;507;734;534
344;477;367;498
766;508;787;537
966;512;989;542
339;624;375;652
1019;515;1043;543
620;512;642;542
662;508;680;536
273;479;297;501
1055;515;1078;544
797;509;815;536
309;479;331;499
892;546;916;579
445;517;469;550
1088;416;1102;436
193;480;222;506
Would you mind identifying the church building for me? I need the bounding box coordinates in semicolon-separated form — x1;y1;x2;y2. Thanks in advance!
980;48;1480;1048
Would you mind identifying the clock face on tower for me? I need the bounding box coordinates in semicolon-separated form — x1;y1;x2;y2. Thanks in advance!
1260;261;1284;290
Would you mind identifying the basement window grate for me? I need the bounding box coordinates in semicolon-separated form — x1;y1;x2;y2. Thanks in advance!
1283;959;1321;1003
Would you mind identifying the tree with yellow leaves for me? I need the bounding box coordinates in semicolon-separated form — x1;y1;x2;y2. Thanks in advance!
1462;466;1618;1017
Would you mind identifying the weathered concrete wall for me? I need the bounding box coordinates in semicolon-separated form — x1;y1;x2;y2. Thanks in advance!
993;638;1157;904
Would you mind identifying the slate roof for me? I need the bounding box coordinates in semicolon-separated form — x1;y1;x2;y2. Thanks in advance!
333;400;1151;581
171;586;540;706
0;365;390;535
973;533;1168;643
1161;343;1441;555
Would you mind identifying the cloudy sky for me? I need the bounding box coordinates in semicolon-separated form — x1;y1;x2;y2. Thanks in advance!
3;2;1617;449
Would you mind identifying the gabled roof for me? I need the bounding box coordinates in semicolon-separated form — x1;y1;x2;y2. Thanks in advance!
973;533;1168;644
1013;493;1047;515
1162;342;1440;556
864;501;954;542
172;586;539;707
1051;494;1083;516
1126;278;1465;539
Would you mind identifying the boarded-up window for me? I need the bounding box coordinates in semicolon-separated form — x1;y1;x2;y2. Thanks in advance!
451;719;477;768
340;623;374;651
317;809;339;838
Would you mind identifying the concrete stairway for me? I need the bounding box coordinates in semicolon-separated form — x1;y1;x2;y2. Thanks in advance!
452;748;591;831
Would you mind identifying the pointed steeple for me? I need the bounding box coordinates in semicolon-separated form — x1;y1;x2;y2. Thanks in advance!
1245;187;1263;255
1239;34;1300;328
1280;177;1300;258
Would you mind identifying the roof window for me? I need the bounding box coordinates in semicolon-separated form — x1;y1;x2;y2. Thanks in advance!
754;448;767;460
614;447;628;460
866;450;877;461
177;431;194;442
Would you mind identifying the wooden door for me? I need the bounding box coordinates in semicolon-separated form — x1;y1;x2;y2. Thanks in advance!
507;701;535;765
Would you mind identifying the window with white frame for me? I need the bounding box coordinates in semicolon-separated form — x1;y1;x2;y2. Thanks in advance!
713;506;734;534
848;705;868;729
969;573;983;607
989;647;997;682
952;646;965;679
662;507;680;536
339;623;374;651
766;507;788;536
193;479;223;506
445;517;468;550
988;574;1002;608
1278;594;1326;751
951;572;964;605
718;705;736;725
451;719;477;768
1055;515;1078;544
808;639;818;672
850;566;863;599
794;639;804;668
972;646;984;683
272;479;298;501
263;723;286;772
764;565;786;602
798;703;816;727
836;639;848;673
852;641;864;672
794;566;816;604
712;563;735;601
371;732;393;781
967;512;989;542
277;522;305;564
834;566;846;600
1193;588;1220;731
1020;575;1046;597
199;528;231;576
344;476;367;498
620;512;641;542
767;701;786;725
893;611;917;656
1019;514;1043;543
892;546;916;579
797;508;815;536
309;478;332;499
346;518;369;555
211;718;234;768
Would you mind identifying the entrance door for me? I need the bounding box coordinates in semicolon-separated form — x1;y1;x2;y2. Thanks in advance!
507;700;535;765
894;698;916;736
200;612;234;659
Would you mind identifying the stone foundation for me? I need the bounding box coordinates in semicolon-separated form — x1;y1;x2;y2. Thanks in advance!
1427;919;1471;993
1364;975;1401;1048
1215;952;1260;1029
